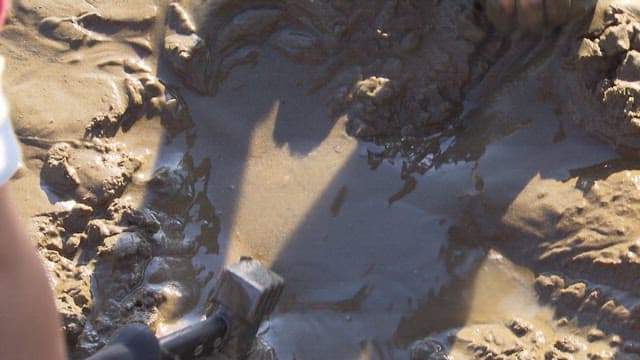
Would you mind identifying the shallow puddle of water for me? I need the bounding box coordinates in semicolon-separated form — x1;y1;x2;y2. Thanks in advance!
148;42;622;358
445;251;614;359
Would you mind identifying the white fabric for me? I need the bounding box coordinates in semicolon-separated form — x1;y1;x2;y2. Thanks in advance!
0;119;19;186
0;56;19;186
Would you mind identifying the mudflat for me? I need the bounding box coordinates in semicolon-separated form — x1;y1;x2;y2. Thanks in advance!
3;0;640;358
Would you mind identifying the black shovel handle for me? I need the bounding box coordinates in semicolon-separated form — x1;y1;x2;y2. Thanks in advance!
86;315;228;360
85;323;160;360
159;314;228;359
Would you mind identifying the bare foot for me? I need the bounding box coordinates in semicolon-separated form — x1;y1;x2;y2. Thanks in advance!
484;0;574;33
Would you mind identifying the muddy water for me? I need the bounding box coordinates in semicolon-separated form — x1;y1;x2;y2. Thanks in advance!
179;49;474;357
165;42;618;357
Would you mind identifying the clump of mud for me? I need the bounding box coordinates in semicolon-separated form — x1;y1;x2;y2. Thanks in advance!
575;2;640;150
41;140;141;205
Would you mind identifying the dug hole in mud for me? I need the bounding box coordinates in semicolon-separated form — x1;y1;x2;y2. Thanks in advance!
3;0;640;358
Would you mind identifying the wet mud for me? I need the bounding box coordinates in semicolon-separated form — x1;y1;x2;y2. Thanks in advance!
3;0;640;359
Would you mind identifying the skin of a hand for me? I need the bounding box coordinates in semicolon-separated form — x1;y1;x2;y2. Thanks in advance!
0;185;67;360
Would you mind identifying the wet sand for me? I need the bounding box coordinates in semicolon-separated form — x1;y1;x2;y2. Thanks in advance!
3;0;640;359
